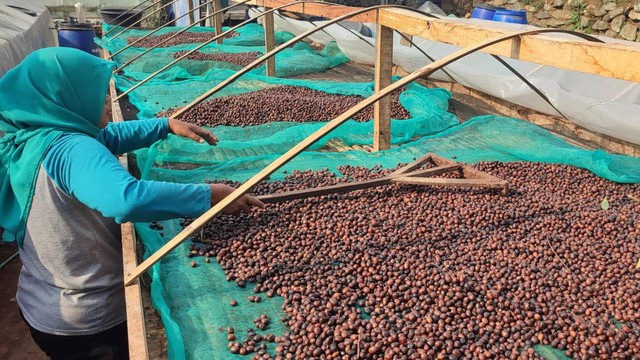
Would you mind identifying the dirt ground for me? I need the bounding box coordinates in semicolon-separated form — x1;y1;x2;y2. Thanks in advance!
0;242;47;360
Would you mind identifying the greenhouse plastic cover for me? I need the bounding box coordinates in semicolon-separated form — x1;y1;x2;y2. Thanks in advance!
259;8;640;146
0;0;56;77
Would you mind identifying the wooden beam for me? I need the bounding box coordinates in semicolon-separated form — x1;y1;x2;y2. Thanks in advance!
263;9;276;76
121;222;150;360
205;1;213;26
379;9;640;83
254;0;375;22
187;0;194;24
245;0;640;83
373;20;393;151
213;0;223;44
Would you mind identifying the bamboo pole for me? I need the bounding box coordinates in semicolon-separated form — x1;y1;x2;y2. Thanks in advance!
124;27;570;286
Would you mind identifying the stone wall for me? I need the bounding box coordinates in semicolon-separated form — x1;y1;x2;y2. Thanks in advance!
444;0;640;42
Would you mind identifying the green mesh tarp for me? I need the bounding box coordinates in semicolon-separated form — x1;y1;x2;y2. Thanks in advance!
98;23;294;53
135;115;640;360
111;41;349;81
98;22;350;81
137;222;286;360
115;74;457;149
135;116;640;184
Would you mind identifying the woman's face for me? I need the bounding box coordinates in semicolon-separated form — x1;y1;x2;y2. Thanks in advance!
99;91;112;128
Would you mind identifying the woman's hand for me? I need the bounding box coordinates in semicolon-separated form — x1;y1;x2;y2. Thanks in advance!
168;118;218;145
210;184;265;215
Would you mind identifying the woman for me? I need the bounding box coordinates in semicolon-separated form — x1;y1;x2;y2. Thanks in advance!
0;47;263;359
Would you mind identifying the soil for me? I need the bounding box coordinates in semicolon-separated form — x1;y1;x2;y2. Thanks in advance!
0;242;47;360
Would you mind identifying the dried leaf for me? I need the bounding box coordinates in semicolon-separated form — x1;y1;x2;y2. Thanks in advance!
628;194;640;203
600;197;610;211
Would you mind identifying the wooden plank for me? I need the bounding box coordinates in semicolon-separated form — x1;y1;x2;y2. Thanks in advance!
213;0;223;44
379;8;640;83
104;48;150;360
254;0;374;22
263;9;276;76
187;0;194;24
121;222;150;360
373;21;393;151
246;0;640;83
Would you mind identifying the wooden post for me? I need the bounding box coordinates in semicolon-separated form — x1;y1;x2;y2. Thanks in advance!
263;8;276;77
205;1;213;26
373;22;393;151
186;0;194;24
213;0;223;44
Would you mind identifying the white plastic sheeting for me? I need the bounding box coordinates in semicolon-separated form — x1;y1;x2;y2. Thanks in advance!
0;0;55;77
252;7;640;146
175;0;200;26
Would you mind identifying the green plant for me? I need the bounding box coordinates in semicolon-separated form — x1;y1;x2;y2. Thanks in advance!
569;1;588;31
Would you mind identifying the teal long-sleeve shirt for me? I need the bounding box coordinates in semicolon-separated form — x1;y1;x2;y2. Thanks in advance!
41;118;211;223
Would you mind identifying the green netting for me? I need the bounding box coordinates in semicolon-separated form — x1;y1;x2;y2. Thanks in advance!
137;221;286;360
97;23;294;54
110;41;349;81
116;74;457;150
135;116;640;184
135;116;640;360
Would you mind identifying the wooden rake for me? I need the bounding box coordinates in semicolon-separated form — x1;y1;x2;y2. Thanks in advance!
256;153;508;205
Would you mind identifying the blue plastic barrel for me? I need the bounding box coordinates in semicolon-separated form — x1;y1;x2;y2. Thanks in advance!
471;4;502;20
57;22;100;57
492;9;528;24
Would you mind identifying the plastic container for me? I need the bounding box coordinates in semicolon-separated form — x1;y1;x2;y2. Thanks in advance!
492;9;528;24
57;22;100;57
100;8;143;28
471;4;502;20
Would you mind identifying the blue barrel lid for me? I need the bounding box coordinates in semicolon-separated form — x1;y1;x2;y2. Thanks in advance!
57;22;95;31
494;9;527;16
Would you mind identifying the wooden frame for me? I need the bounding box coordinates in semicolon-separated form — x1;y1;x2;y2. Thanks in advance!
248;0;640;83
212;0;224;44
373;22;393;151
256;153;508;204
263;9;276;76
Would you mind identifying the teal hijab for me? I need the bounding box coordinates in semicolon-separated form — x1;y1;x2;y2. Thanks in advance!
0;47;115;246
